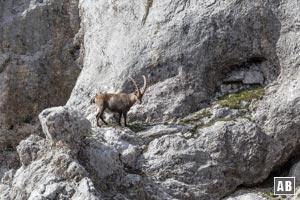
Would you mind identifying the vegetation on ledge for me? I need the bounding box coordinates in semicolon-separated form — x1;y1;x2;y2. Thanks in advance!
179;108;212;124
217;87;265;109
127;122;150;132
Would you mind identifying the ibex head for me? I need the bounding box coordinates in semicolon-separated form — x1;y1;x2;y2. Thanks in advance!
130;75;147;104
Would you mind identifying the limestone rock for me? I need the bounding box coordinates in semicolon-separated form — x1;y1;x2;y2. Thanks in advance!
16;135;45;166
67;0;280;122
139;124;189;144
0;0;81;148
72;178;101;200
39;106;91;152
243;70;264;85
0;152;18;181
224;192;267;200
141;119;276;200
1;0;300;200
289;161;300;187
0;112;98;200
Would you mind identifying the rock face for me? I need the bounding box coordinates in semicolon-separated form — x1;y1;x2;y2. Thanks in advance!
140;120;277;200
1;0;300;200
290;160;300;186
67;0;280;122
252;0;300;167
64;0;299;199
0;0;81;148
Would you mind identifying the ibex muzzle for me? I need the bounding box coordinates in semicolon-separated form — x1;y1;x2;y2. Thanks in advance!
92;75;147;127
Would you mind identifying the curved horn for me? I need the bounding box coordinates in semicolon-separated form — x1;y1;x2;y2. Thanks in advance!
141;75;147;95
129;77;141;94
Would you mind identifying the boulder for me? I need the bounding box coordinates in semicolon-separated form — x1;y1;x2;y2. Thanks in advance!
39;106;91;152
141;119;277;199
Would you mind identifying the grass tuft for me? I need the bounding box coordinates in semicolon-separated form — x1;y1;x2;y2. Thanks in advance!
217;87;265;109
190;116;238;133
180;109;212;124
127;122;149;132
0;146;15;153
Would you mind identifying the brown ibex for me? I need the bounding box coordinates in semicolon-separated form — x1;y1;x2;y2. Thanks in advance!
92;75;147;127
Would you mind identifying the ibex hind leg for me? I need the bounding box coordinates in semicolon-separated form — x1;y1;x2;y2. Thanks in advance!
96;111;101;127
99;108;108;125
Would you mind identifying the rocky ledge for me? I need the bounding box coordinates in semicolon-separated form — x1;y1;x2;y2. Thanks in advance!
1;0;300;200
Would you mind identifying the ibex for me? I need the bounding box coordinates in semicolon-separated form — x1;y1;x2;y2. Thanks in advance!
91;75;147;127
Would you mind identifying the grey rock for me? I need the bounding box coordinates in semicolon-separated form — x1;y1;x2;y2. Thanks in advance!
253;76;300;163
1;0;300;200
0;150;19;181
224;192;267;200
243;70;264;85
211;106;232;118
223;63;268;86
223;71;245;83
72;178;100;200
39;106;91;153
93;127;143;168
64;0;299;199
141;119;275;200
67;0;280;122
1;169;15;185
289;161;300;187
252;0;300;165
82;132;123;181
0;113;99;200
139;124;189;144
0;0;81;147
291;187;300;200
17;135;44;166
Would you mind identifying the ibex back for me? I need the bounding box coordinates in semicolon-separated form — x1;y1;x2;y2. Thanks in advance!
92;75;147;127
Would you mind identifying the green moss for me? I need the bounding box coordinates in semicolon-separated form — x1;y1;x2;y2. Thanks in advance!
190;125;198;135
124;166;146;176
0;146;15;153
142;144;149;154
201;116;237;128
180;109;212;124
142;0;153;25
191;116;238;133
262;192;278;198
242;115;252;121
127;122;149;132
217;87;265;109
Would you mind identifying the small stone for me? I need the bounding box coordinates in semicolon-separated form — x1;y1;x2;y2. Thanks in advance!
243;71;264;85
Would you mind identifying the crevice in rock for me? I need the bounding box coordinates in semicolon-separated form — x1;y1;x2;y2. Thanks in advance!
224;143;300;199
215;57;279;98
0;55;10;74
142;0;153;25
259;146;300;187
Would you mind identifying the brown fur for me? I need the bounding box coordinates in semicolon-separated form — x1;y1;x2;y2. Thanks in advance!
93;76;147;127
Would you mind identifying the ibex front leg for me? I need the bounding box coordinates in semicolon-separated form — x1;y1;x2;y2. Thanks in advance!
96;107;108;127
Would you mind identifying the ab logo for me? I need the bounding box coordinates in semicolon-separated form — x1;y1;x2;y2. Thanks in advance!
274;177;295;195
